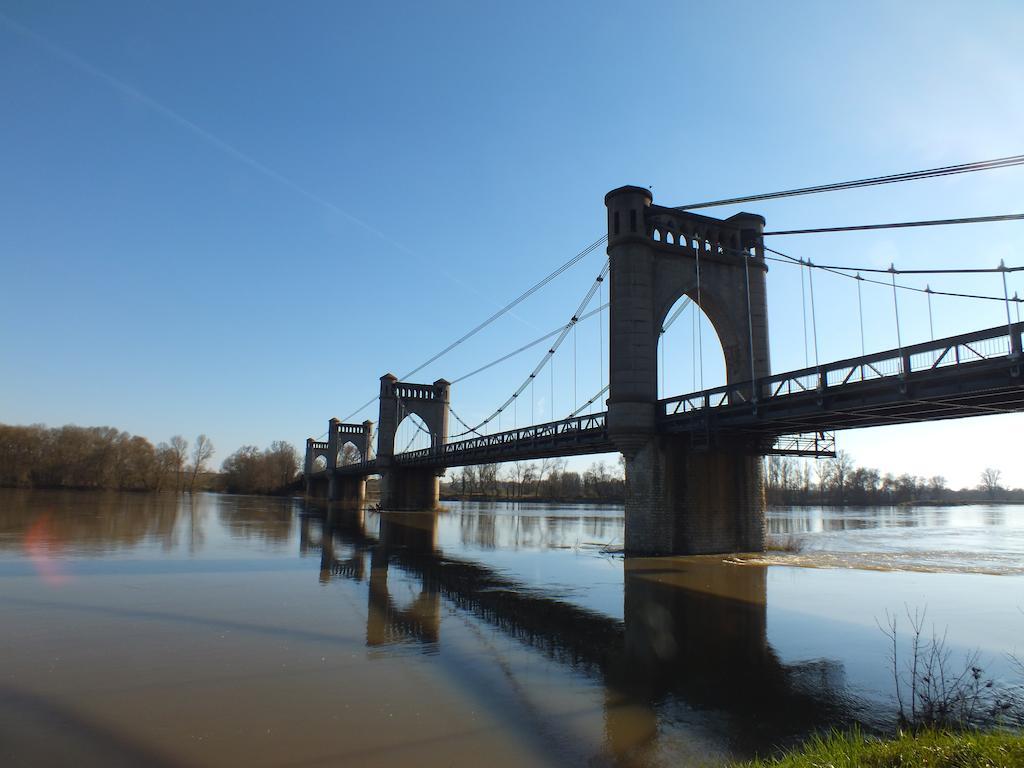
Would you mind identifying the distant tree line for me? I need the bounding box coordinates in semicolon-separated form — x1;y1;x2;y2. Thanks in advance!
0;424;216;492
765;452;1023;506
442;458;625;502
220;442;300;495
0;423;299;495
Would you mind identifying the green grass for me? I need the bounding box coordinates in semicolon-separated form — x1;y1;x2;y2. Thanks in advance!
736;729;1024;768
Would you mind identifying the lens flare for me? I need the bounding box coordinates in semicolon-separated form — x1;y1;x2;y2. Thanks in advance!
24;514;70;586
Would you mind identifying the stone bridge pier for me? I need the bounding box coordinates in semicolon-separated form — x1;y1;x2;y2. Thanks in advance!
376;375;450;510
605;186;771;555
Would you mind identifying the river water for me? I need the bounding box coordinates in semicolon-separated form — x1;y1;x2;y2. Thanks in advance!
1;489;1022;767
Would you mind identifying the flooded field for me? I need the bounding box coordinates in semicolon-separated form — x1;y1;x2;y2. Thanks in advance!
1;489;1022;766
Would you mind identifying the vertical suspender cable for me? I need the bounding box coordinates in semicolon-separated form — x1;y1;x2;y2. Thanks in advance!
889;264;904;371
1000;260;1014;353
801;260;810;367
696;247;705;389
550;353;554;421
573;323;578;413
1015;292;1021;324
926;285;934;340
660;326;666;396
531;379;535;425
691;301;697;391
807;260;820;367
856;273;866;355
925;283;939;367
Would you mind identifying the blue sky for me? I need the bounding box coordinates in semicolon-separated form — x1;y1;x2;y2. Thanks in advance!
2;0;1023;488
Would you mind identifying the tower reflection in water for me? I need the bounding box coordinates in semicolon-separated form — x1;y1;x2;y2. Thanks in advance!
302;506;853;762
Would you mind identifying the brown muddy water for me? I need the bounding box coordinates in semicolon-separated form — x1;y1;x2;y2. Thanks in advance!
1;489;1022;767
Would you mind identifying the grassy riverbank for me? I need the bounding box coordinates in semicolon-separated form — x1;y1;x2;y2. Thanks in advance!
736;729;1024;767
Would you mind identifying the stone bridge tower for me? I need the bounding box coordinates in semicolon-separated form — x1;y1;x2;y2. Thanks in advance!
604;185;770;555
376;375;451;510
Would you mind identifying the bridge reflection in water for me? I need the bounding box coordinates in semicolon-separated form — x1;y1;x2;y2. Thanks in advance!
301;506;856;762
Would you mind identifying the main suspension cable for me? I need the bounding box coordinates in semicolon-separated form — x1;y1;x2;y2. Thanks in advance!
449;260;610;438
450;303;609;384
763;212;1024;237
448;405;484;438
337;234;606;423
401;235;606;382
566;384;609;418
764;247;1024;304
675;153;1024;211
341;396;380;424
764;248;1024;276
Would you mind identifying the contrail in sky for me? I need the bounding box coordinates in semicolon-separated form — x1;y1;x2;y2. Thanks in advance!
0;11;547;333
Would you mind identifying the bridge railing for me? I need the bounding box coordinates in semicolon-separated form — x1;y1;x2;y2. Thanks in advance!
662;321;1023;418
396;412;607;462
333;459;374;474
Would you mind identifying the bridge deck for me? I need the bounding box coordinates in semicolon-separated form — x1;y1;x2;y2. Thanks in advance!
318;322;1022;477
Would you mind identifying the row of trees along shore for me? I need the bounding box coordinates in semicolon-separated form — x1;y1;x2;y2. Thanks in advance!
0;424;299;495
4;422;1020;506
766;451;1023;506
441;458;626;502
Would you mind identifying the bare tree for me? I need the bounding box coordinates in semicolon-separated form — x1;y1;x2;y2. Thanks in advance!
340;443;361;465
928;475;947;501
829;450;854;502
520;463;537;497
879;606;1024;729
814;459;833;501
455;465;477;496
266;441;299;488
153;442;177;491
169;435;188;492
534;457;556;496
188;434;214;493
504;462;526;498
477;463;500;496
980;467;1002;500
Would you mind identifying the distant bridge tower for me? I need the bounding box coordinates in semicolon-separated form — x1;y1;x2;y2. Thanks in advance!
303;420;375;503
304;437;330;499
376;374;451;510
327;418;374;506
604;186;770;555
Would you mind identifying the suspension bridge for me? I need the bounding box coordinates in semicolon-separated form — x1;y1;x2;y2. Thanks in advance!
305;155;1024;555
